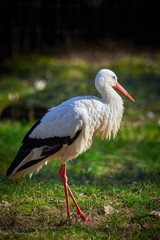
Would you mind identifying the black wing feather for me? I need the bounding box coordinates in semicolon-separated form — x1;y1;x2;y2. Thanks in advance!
7;122;81;176
22;119;41;143
6;145;31;176
7;120;42;176
17;145;62;172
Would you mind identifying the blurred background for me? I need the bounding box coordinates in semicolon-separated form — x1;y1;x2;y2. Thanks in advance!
0;0;160;62
0;1;160;238
0;0;160;120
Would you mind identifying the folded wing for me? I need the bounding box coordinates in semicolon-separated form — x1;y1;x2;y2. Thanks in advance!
7;104;83;178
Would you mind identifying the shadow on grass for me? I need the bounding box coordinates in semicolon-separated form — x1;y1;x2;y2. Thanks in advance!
1;159;159;189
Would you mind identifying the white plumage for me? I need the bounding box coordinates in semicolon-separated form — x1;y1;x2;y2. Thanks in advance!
7;69;134;221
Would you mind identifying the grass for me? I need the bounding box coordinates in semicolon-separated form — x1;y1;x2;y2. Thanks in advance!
0;52;160;239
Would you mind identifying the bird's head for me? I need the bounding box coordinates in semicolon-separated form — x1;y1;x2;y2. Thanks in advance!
95;69;135;102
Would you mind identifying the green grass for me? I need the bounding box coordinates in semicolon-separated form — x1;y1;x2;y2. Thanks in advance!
0;53;160;239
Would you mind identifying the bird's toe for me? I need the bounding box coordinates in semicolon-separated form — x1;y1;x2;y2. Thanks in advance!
77;211;91;222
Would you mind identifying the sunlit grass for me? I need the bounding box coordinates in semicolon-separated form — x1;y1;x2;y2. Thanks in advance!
1;54;159;111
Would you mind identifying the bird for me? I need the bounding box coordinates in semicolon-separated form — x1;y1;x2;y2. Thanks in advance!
7;69;135;222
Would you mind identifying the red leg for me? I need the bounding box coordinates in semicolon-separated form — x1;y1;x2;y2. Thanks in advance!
58;163;90;222
58;163;70;218
67;185;90;222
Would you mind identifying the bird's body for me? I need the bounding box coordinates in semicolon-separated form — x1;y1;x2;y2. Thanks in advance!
7;83;123;179
7;69;134;221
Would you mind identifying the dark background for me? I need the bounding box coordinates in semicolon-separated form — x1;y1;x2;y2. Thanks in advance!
0;0;159;62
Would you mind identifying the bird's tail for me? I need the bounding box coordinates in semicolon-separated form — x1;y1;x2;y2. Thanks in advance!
6;144;31;177
7;146;49;179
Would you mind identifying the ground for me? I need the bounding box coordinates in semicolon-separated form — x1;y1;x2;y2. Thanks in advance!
0;50;160;239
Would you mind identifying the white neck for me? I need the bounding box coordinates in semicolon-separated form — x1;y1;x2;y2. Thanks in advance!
96;83;122;105
95;83;124;139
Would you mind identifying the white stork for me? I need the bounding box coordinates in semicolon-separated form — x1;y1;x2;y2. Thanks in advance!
7;69;134;222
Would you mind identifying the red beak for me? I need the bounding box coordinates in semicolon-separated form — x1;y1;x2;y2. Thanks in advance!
113;82;135;102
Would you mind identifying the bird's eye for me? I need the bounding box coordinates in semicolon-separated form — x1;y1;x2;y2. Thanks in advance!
112;76;116;80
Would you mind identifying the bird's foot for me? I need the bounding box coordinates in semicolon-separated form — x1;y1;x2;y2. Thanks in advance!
77;210;90;222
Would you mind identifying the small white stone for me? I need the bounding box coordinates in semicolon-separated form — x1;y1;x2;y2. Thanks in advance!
34;80;46;91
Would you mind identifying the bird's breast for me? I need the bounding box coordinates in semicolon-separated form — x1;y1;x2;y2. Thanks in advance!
90;100;123;140
53;97;123;162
